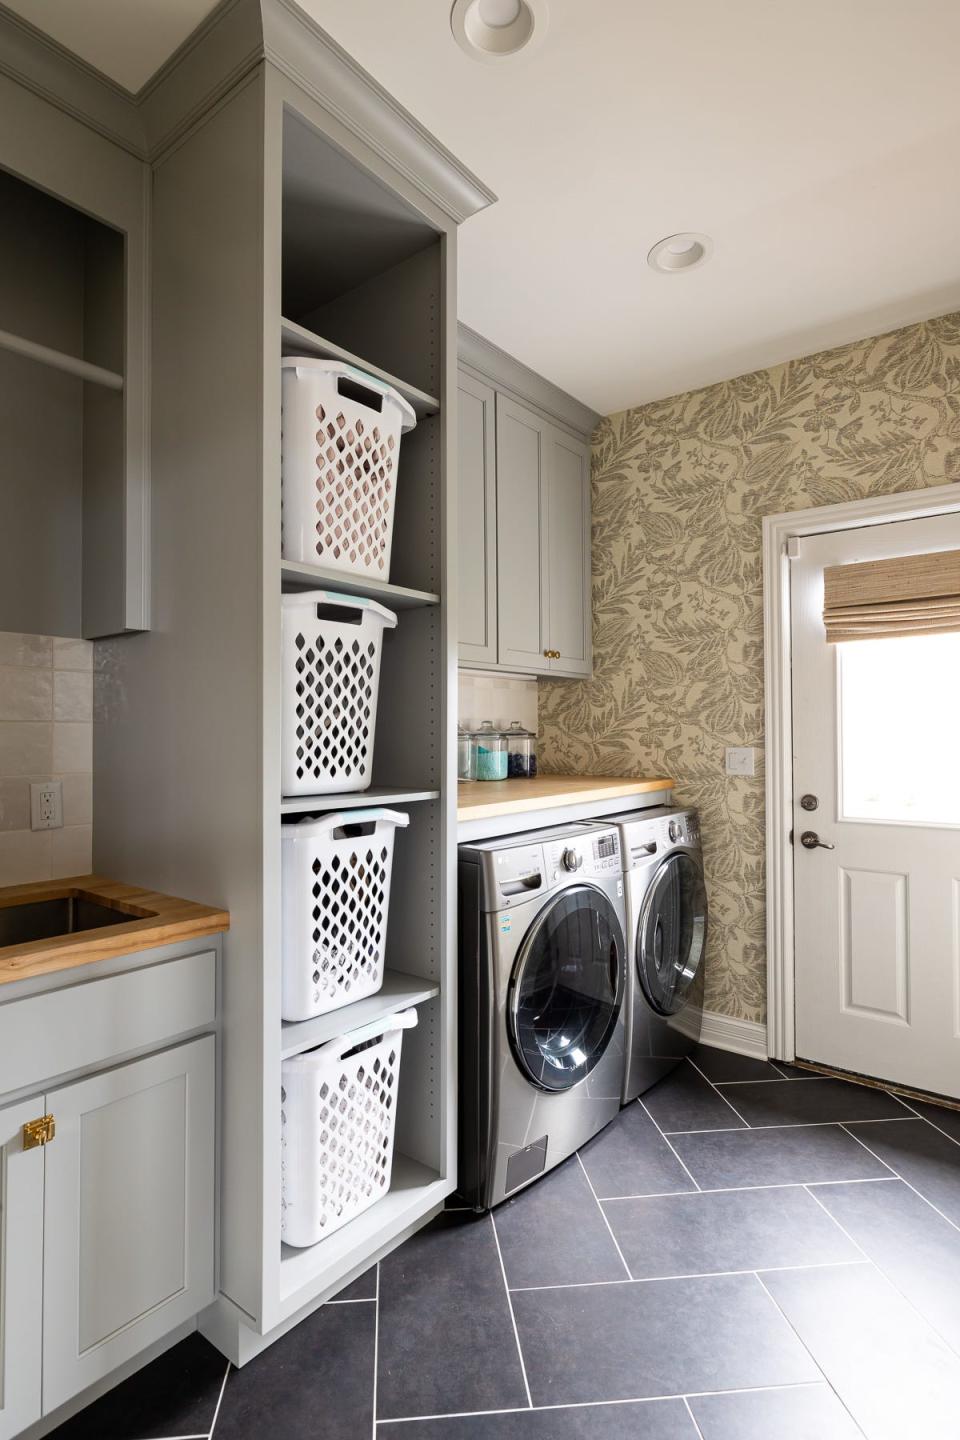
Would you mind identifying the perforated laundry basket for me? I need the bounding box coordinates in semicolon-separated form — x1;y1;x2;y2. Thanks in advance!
281;808;409;1022
281;357;417;581
281;591;397;796
281;1008;418;1248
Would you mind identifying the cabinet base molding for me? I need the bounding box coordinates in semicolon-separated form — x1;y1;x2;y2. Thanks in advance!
13;1321;196;1440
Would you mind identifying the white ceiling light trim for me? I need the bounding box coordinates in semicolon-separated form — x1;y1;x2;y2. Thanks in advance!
647;233;713;274
450;0;548;63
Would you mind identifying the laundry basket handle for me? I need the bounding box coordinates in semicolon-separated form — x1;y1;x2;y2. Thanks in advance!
324;808;411;833
332;1007;418;1061
336;365;417;433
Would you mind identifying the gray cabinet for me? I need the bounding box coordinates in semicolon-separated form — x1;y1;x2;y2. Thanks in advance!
0;1098;43;1440
458;378;592;678
457;371;497;664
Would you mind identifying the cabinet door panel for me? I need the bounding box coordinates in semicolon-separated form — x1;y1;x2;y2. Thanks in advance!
0;1098;44;1440
546;426;592;676
458;371;497;664
496;394;549;672
42;1037;215;1413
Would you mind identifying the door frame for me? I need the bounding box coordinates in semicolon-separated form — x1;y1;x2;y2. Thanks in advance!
762;479;960;1063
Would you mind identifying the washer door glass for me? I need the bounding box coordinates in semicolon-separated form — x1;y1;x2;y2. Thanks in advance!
637;852;708;1016
509;885;625;1093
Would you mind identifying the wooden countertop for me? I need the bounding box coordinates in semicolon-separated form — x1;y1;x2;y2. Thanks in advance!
0;875;229;986
457;775;675;822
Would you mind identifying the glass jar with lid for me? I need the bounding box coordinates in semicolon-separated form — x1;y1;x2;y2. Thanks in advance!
504;720;538;779
471;721;507;782
458;727;476;782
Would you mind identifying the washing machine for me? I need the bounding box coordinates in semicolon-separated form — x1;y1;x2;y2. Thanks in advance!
603;806;707;1104
458;822;628;1210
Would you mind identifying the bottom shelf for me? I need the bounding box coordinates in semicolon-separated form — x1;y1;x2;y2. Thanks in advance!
278;1153;450;1315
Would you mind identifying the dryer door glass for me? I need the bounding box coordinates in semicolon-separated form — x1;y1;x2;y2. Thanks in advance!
637;852;708;1016
509;885;625;1093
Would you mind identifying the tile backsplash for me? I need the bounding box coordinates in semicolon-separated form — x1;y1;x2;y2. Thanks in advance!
0;632;93;886
458;668;538;735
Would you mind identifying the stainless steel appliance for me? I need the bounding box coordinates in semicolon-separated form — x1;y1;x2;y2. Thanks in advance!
458;823;628;1210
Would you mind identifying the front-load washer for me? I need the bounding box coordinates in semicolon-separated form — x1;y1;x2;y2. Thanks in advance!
603;806;707;1104
458;822;627;1210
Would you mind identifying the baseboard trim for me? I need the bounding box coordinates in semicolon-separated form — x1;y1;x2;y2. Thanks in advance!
700;1010;768;1060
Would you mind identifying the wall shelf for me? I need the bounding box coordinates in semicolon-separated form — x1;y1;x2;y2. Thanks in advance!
281;971;440;1059
281;316;439;420
280;560;439;611
278;1153;446;1315
280;788;440;817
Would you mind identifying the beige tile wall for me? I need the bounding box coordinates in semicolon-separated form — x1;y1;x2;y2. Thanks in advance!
0;632;93;886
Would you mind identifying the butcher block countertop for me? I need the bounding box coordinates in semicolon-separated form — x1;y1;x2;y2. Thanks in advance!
0;875;229;986
457;775;675;823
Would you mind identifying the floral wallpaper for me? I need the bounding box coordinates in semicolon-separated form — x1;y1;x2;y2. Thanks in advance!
539;313;960;1023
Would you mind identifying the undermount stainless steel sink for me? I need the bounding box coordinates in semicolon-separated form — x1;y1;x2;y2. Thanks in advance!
0;895;143;947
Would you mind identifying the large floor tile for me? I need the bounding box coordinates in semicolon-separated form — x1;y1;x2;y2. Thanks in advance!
670;1123;893;1190
494;1156;627;1288
641;1063;747;1134
907;1098;960;1145
48;1333;226;1440
603;1186;858;1279
810;1177;960;1353
689;1383;863;1439
760;1262;960;1440
717;1079;911;1128
578;1101;697;1199
377;1213;528;1419
377;1399;696;1438
511;1273;819;1406
845;1119;960;1226
691;1047;786;1084
213;1301;374;1440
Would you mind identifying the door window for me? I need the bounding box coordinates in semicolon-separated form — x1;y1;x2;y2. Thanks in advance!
637;854;707;1016
509;886;625;1092
839;632;960;827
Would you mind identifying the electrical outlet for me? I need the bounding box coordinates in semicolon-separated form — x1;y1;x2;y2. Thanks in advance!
725;746;756;778
30;780;63;831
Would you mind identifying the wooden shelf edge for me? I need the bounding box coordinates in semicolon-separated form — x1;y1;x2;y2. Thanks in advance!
280;560;439;611
281;970;440;1058
281;788;440;815
280;317;439;419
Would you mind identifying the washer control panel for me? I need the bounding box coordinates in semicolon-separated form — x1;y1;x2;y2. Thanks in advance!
543;828;621;879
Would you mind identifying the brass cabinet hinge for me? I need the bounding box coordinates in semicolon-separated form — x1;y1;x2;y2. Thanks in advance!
22;1114;55;1150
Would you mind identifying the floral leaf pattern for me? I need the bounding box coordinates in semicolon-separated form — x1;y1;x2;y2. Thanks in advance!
538;314;960;1022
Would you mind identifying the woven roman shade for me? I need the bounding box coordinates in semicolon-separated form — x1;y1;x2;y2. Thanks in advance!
822;548;960;643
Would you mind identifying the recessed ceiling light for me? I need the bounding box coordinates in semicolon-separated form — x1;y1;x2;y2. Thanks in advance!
450;0;548;62
647;233;713;274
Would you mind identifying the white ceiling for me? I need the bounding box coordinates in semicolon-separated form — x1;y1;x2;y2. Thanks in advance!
10;0;960;413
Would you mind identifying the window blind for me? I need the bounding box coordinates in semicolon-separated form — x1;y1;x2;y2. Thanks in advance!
822;548;960;643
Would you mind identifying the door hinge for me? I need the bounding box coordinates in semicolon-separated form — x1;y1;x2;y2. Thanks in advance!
22;1114;55;1150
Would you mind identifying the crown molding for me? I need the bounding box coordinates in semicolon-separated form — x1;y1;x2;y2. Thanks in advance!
0;0;495;224
458;322;600;438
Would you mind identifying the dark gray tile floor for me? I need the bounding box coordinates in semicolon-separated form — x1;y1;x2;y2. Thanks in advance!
47;1050;960;1440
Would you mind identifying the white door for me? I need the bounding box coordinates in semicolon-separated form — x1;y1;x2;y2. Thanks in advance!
792;513;960;1097
42;1037;215;1413
0;1098;44;1440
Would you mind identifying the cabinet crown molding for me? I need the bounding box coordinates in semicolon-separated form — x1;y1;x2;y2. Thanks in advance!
458;322;601;441
0;0;496;223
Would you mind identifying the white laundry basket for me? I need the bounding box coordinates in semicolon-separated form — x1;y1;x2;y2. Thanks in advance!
281;808;409;1022
281;1008;418;1248
281;357;417;581
281;591;397;796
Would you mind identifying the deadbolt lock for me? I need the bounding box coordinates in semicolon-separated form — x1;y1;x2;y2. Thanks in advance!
22;1114;55;1150
800;794;819;811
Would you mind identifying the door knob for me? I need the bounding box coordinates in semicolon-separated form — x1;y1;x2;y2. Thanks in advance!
800;830;835;851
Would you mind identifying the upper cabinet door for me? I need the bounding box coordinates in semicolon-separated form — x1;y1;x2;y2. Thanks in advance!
545;425;592;676
41;1037;215;1414
495;394;550;671
0;1098;44;1440
457;371;498;665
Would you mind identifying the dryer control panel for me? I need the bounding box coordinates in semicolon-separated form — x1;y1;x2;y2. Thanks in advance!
543;828;621;880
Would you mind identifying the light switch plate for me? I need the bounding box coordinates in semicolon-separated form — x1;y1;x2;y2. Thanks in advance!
725;746;755;777
31;780;63;830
